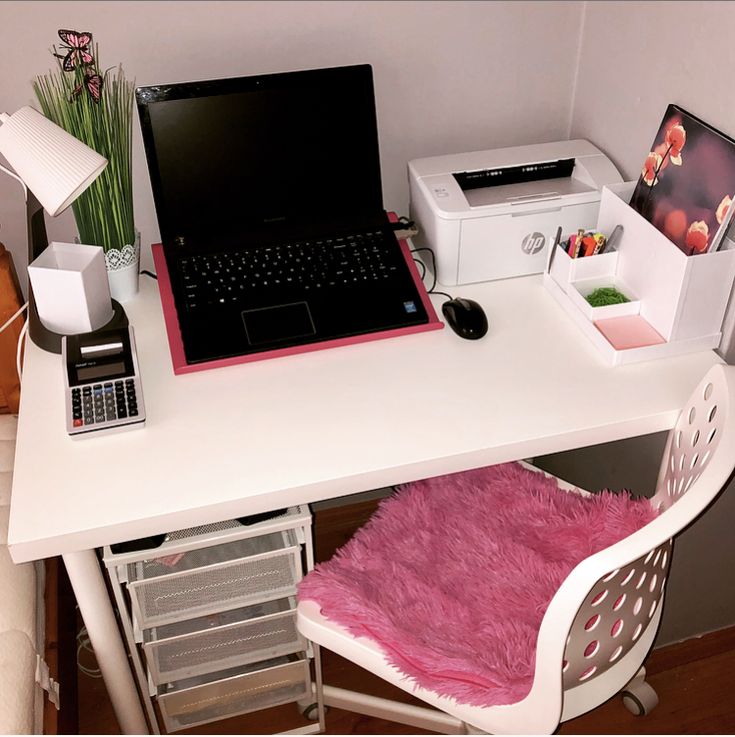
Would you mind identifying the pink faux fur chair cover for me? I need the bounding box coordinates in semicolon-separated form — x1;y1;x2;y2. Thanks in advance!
298;462;656;706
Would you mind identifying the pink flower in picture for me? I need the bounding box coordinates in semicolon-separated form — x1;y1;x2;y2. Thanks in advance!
631;104;735;255
654;143;672;173
663;209;687;241
642;152;663;186
639;120;687;192
665;123;686;165
716;194;733;225
685;220;709;254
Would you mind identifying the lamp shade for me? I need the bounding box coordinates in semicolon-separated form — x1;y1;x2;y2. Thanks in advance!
0;106;107;216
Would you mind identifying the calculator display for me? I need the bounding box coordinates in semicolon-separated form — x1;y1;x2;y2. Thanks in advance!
76;361;127;382
66;329;135;387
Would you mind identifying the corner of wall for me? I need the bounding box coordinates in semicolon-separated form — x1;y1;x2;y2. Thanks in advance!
566;0;588;140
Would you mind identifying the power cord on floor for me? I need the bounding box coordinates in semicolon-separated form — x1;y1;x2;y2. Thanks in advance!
76;625;102;678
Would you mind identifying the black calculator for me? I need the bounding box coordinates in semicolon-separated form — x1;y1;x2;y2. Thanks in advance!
62;326;146;437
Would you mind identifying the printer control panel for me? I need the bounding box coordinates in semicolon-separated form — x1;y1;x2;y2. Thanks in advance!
432;184;450;199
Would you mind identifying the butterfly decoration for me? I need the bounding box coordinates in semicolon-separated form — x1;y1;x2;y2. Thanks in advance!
55;29;94;72
69;72;104;104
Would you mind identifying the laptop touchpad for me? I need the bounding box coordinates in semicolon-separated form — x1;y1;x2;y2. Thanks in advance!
242;302;316;345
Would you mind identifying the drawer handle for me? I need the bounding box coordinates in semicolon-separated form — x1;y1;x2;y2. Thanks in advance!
177;679;295;709
153;569;286;603
169;629;290;660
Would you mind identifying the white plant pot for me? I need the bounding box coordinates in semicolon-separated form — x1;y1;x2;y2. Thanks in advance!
105;232;140;303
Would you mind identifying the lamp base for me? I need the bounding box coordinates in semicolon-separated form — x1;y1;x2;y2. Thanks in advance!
28;295;129;354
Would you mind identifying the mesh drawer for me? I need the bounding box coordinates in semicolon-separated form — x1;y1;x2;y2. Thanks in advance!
144;597;305;683
127;531;301;628
158;655;310;732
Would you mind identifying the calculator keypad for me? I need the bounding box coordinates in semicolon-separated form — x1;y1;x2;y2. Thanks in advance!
71;379;141;428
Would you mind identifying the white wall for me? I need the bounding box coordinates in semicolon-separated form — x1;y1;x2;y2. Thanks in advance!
570;1;735;182
0;0;582;281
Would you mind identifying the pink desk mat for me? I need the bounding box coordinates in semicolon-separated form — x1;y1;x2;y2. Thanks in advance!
152;219;444;375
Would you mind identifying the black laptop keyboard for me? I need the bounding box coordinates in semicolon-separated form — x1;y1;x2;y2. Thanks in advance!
178;231;404;311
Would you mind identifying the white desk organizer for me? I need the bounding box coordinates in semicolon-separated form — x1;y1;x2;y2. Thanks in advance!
544;183;735;365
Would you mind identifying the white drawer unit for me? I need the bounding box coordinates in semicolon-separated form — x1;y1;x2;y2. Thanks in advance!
127;530;302;628
102;507;324;735
157;655;310;732
143;597;306;684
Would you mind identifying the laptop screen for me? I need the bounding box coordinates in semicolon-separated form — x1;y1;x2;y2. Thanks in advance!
137;64;384;244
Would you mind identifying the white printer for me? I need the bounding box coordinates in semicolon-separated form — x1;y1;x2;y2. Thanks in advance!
408;140;622;285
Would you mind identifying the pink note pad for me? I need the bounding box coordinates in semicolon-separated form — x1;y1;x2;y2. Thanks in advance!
593;315;667;350
152;218;443;375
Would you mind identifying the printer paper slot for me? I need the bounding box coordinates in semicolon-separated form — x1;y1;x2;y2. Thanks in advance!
453;158;575;190
462;177;596;209
511;205;562;218
508;193;562;204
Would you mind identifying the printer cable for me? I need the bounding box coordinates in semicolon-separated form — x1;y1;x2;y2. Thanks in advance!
390;216;419;240
391;217;453;302
410;246;453;302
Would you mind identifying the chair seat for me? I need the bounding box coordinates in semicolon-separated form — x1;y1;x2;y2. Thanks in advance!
298;462;655;708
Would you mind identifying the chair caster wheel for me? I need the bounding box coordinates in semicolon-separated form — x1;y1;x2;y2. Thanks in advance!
622;681;659;716
297;700;323;721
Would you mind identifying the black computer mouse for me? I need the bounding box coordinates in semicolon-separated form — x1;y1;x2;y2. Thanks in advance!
442;298;488;340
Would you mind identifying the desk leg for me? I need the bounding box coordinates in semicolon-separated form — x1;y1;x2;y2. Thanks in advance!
63;550;149;735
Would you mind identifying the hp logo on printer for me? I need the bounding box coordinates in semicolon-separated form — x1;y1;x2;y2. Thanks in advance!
521;232;546;255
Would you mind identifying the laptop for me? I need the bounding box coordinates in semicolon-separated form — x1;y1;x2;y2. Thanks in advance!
136;64;438;366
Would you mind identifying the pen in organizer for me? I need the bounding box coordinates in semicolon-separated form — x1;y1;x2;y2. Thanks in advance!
599;224;623;254
547;226;563;272
568;231;582;258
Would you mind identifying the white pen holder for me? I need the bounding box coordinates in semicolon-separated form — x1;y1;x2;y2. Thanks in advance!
545;183;735;364
28;242;114;335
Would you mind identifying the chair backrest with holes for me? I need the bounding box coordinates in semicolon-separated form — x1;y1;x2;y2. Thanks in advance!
527;364;735;728
651;365;732;513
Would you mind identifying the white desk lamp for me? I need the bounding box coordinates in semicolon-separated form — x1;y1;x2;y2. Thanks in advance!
0;105;124;352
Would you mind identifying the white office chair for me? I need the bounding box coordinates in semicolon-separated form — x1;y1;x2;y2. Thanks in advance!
297;364;735;734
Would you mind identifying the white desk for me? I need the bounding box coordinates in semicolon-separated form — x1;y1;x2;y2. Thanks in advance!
8;274;721;733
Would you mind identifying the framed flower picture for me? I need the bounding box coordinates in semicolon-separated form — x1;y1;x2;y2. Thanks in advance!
629;104;735;255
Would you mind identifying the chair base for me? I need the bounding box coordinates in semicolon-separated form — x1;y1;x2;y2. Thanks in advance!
321;684;465;734
316;678;658;734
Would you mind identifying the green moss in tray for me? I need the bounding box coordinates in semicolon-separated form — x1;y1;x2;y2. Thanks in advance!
586;286;630;307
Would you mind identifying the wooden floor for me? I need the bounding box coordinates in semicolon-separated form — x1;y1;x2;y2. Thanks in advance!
76;612;735;734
